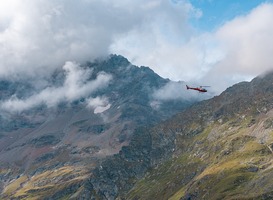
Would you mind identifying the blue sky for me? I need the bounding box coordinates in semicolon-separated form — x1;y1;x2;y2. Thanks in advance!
190;0;273;30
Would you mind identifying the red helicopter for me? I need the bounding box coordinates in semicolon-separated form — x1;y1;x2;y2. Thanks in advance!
186;85;210;93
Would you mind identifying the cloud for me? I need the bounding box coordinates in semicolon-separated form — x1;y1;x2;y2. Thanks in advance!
198;3;273;93
110;0;203;80
0;0;200;79
0;0;206;84
214;3;273;75
0;62;112;112
112;2;273;94
87;96;111;114
152;81;210;101
150;81;212;110
1;1;272;96
0;0;135;77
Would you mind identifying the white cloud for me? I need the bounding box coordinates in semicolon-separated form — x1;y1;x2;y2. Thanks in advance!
197;3;273;93
110;0;203;79
214;3;273;75
112;3;273;94
0;0;160;78
87;96;111;114
0;62;112;112
1;0;272;96
0;0;202;79
153;82;185;101
151;81;212;109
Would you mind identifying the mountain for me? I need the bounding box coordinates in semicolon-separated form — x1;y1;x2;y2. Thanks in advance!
74;71;273;199
0;55;196;199
3;57;273;200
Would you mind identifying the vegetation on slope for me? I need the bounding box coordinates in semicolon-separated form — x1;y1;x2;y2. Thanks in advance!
125;73;273;200
2;166;89;200
127;109;273;200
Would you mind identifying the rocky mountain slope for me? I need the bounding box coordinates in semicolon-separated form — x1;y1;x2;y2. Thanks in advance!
76;71;273;199
0;55;197;199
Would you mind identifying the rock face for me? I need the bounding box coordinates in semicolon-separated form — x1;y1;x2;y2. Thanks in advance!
0;55;195;199
83;126;176;199
4;56;273;200
79;71;273;199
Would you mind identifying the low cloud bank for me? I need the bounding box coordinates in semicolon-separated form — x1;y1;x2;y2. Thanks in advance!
87;96;111;114
0;62;112;112
152;81;212;102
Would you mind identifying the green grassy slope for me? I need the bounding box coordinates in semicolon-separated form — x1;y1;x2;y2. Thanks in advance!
126;111;273;200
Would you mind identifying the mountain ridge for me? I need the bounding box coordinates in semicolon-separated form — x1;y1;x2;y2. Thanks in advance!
2;56;270;199
0;55;197;199
125;71;273;200
74;71;273;199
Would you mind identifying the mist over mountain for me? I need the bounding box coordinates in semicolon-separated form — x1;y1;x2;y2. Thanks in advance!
1;1;273;199
0;55;203;129
78;71;273;199
4;55;273;200
0;55;204;199
1;55;273;200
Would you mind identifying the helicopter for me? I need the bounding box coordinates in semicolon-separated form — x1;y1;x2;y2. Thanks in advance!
186;85;210;93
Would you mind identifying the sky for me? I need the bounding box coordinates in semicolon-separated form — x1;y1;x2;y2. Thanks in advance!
0;0;273;111
190;0;269;30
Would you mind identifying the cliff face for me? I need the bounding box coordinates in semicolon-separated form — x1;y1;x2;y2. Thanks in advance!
80;72;273;200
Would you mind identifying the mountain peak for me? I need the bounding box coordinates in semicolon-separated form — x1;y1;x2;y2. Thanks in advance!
108;54;130;65
86;54;130;72
0;55;196;200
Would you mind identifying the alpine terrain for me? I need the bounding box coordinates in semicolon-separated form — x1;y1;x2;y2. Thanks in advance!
2;55;273;200
81;71;273;199
0;55;197;199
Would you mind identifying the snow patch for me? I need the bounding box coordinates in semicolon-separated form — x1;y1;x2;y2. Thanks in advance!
94;104;111;114
87;96;111;114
